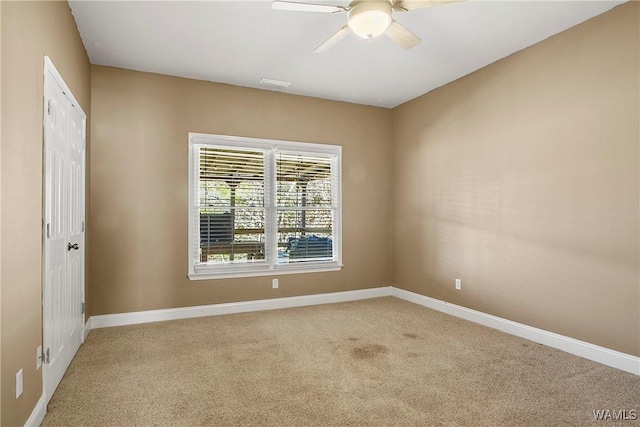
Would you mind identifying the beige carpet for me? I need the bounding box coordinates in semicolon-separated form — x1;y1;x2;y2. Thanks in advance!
43;297;639;426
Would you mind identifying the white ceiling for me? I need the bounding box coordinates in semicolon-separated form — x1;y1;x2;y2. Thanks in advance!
69;0;624;108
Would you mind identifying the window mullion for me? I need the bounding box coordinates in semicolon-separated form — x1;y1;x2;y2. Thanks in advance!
331;153;342;265
265;149;278;269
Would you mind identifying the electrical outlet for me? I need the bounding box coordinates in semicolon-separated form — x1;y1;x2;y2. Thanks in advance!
272;278;279;289
16;369;23;399
455;278;462;290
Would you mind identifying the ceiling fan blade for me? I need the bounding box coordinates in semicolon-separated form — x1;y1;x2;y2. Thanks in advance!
393;0;461;12
272;1;346;13
314;25;350;53
385;21;421;50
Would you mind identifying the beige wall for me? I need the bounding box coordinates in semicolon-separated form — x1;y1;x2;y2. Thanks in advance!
0;1;637;424
391;2;639;356
1;2;91;425
89;65;392;316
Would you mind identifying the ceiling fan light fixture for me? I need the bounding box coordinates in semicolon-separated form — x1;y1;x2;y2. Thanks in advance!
348;2;393;40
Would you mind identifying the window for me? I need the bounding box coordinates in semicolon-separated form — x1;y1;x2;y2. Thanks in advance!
188;133;342;279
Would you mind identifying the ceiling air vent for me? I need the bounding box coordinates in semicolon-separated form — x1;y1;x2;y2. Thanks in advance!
260;78;291;88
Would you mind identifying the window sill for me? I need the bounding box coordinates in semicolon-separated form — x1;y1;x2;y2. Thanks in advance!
188;263;343;281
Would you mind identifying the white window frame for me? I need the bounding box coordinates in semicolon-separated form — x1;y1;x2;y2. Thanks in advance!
188;133;342;280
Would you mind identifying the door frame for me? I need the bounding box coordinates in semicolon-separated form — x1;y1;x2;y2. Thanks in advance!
42;55;87;405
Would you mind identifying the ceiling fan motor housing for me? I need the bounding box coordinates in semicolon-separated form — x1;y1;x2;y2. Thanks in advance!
348;1;393;39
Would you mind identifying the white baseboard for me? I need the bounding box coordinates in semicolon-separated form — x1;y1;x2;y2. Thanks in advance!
83;285;638;376
24;394;46;427
89;286;392;329
84;316;92;340
390;287;640;376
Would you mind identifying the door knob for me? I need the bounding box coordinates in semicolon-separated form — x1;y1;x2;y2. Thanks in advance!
68;243;79;251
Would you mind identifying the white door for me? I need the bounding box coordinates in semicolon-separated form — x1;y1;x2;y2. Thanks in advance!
43;57;86;404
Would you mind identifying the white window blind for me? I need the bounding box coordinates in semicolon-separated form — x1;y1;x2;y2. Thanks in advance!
197;147;267;265
276;151;337;265
189;133;342;279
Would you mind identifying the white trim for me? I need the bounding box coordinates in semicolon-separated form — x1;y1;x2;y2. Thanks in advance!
189;263;343;280
43;57;86;120
390;287;640;376
189;133;340;154
24;394;46;427
89;287;391;329
84;317;93;341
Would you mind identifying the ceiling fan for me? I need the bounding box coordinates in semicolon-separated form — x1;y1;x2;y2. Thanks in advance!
272;0;459;52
